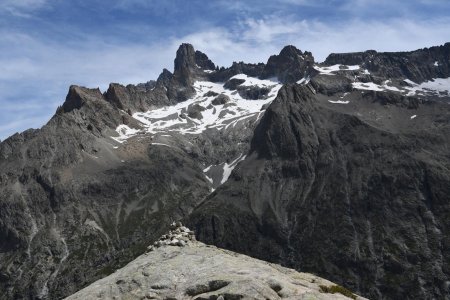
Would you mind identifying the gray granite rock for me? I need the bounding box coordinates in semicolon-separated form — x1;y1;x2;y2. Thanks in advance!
66;225;366;300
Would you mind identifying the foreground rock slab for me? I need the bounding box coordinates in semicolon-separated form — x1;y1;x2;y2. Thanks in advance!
66;225;366;300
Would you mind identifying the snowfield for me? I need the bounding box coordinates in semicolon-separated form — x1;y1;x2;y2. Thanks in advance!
314;64;360;75
352;77;450;97
112;74;282;143
112;72;450;145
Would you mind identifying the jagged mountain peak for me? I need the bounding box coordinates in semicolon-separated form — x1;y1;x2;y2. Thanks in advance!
174;43;215;72
156;68;173;85
174;43;197;72
61;85;103;113
195;49;216;70
278;44;304;57
261;45;315;83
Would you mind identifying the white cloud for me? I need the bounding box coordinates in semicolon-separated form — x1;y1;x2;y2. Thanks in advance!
0;30;173;89
180;15;450;64
1;0;50;17
240;18;307;43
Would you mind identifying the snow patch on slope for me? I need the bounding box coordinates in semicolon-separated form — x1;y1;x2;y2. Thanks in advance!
113;75;282;141
221;154;246;184
314;64;360;75
352;77;450;97
296;76;311;85
202;153;247;188
404;78;450;96
328;100;349;104
230;74;278;87
352;82;386;92
112;125;140;143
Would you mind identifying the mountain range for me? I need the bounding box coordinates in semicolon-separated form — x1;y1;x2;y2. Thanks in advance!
0;42;449;299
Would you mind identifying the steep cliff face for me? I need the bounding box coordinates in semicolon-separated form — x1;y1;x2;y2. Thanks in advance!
1;42;450;300
189;83;450;299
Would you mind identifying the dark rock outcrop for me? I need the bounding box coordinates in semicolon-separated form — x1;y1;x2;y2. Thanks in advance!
310;74;353;95
174;43;197;86
187;103;206;119
261;45;315;83
237;85;271;100
224;78;245;90
211;94;230;106
209;62;266;83
62;86;104;113
324;43;450;83
195;50;216;71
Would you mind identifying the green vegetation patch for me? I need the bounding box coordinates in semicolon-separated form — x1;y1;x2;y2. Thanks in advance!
319;284;357;299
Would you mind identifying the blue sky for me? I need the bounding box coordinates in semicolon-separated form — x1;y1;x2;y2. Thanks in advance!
1;0;450;140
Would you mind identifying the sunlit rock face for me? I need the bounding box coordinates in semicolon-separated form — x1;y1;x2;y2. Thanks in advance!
66;223;367;300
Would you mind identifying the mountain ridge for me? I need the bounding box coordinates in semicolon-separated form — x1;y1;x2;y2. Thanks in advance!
0;42;450;300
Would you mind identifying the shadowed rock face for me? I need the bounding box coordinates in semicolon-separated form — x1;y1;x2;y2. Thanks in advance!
209;61;266;83
195;50;216;71
261;45;315;83
188;84;450;300
1;42;450;300
310;74;353;95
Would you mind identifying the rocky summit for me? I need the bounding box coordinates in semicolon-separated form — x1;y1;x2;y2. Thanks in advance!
0;42;450;300
66;223;367;300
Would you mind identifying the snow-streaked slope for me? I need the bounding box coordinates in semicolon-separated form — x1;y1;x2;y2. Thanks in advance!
221;154;246;184
352;77;450;97
328;100;350;104
112;125;140;143
352;80;401;92
202;153;247;188
314;64;360;75
404;78;450;96
112;75;282;143
314;62;450;99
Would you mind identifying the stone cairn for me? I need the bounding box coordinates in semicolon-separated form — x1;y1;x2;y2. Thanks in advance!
147;222;196;252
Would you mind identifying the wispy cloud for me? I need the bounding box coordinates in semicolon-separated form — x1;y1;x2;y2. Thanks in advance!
1;0;50;17
180;15;450;64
